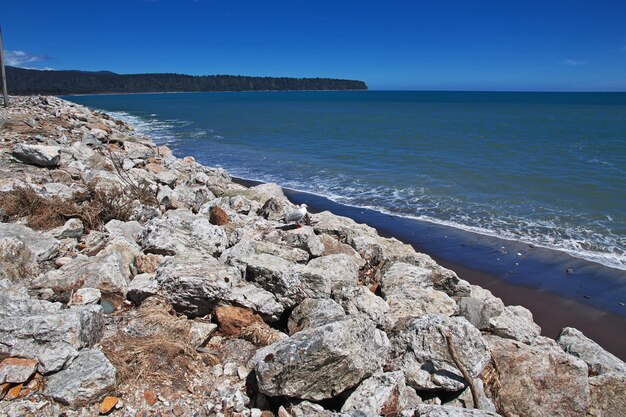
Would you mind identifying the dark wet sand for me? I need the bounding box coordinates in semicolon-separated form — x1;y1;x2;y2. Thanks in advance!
234;178;626;360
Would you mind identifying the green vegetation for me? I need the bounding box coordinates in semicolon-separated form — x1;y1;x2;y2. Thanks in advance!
6;66;367;95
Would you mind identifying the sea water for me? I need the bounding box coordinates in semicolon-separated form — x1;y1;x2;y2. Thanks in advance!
68;91;626;271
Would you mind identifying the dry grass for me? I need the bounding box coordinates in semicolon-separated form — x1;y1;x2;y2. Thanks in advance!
100;297;199;389
0;182;156;232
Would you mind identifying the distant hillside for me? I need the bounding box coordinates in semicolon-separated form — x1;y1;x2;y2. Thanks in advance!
5;66;368;95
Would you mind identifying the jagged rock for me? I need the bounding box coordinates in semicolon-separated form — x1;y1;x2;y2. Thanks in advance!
318;234;364;260
264;226;324;257
156;254;283;320
332;285;389;328
401;405;502;416
457;286;505;330
0;222;59;264
0;292;103;373
341;371;422;416
259;197;293;221
244;253;330;308
0;358;38;384
82;169;126;191
214;305;264;337
156;170;178;187
124;141;154;160
254;316;389;401
312;211;378;244
557;327;626;375
104;219;144;244
287;298;346;335
49;218;84;240
39;182;84;199
381;263;457;325
127;273;159;304
288;401;351;417
70;287;101;306
587;372;626;417
306;254;361;289
12;143;60;167
221;239;309;270
204;195;262;215
222;182;285;206
482;335;589;417
44;349;116;408
488;305;540;344
386;315;490;391
140;209;227;256
135;253;164;274
128;203;161;223
190;320;218;349
36;248;132;295
171;184;215;212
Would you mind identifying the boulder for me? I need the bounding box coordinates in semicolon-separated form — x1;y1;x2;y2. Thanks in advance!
401;405;502;416
482;335;590;417
457;286;505;330
49;218;84;240
69;287;101;306
0;222;59;265
318;234;364;261
171;184;215;212
0;357;39;384
44;349;116;408
156;254;283;320
488;305;540;344
254;316;389;401
36;249;132;295
0;292;103;373
288;401;351;417
556;327;626;375
386;315;490;391
222;183;285;206
12;143;60;167
287;298;346;335
220;239;309;270
264;226;325;257
127;273;159;305
381;263;457;325
258;197;294;221
587;372;626;417
312;211;378;245
244;253;330;308
332;285;389;328
104;219;145;244
341;371;422;416
214;305;264;337
306;254;361;289
140;209;227;256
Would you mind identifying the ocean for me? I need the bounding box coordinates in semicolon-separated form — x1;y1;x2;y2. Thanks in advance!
67;91;626;271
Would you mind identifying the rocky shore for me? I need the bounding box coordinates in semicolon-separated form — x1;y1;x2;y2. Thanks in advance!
0;95;625;417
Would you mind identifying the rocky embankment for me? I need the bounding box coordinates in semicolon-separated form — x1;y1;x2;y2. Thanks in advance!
0;95;625;417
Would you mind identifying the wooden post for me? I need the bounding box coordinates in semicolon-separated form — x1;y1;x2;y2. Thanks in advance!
0;26;8;107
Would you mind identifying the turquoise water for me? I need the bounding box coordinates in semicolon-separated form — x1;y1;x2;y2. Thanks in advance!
68;91;626;270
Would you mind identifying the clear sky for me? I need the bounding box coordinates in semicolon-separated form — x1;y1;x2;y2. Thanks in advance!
2;0;626;91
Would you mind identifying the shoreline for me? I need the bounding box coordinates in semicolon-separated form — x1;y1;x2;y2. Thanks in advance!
234;177;626;359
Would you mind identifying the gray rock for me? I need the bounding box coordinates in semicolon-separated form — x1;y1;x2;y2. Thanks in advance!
254;316;389;401
190;320;218;349
157;254;283;320
0;292;103;373
258;197;294;221
124;141;154;160
171;184;215;212
140;209;227;256
220;239;310;269
70;287;101;306
264;226;325;257
587;372;626;417
288;298;346;335
12;143;60;167
127;273;159;305
222;183;285;206
289;401;351;417
307;254;361;289
457;286;505;330
104;219;145;244
332;285;389;328
245;253;330;308
312;211;378;245
156;170;179;187
488;305;540;344
49;218;84;239
381;263;457;326
0;357;38;384
386;315;490;391
401;405;502;417
0;222;59;263
483;335;589;417
44;349;116;407
36;249;132;295
341;371;422;416
557;327;626;375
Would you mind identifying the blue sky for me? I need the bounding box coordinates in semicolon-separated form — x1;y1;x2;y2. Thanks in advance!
2;0;626;91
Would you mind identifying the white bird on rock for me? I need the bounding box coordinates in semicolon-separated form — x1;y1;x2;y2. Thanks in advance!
285;203;308;227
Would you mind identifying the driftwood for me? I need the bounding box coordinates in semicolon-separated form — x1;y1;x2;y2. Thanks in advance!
440;329;481;409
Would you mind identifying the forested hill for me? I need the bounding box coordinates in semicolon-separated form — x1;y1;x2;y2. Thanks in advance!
5;66;367;95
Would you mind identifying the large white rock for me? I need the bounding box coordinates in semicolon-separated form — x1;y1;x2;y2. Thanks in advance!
12;143;61;167
557;327;626;375
254;316;389;401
